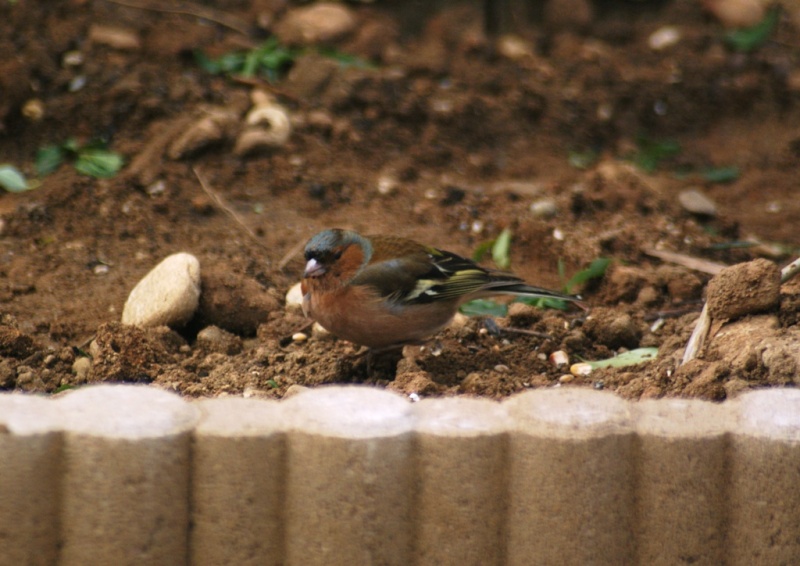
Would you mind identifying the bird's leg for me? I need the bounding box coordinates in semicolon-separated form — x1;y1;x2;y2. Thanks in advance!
364;346;407;377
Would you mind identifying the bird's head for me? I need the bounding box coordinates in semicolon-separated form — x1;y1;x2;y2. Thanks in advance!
303;229;372;284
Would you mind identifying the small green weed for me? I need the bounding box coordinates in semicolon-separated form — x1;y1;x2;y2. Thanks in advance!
36;138;124;179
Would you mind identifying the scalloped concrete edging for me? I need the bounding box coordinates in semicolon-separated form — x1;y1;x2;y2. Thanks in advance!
2;385;800;565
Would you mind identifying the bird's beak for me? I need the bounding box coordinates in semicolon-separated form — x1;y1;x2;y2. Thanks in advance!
304;258;326;278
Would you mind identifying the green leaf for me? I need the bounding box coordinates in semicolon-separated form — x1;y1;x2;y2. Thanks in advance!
630;137;681;173
512;296;570;311
74;149;124;178
194;50;245;75
472;239;495;263
460;299;508;317
35;145;65;176
196;38;297;82
585;347;658;369
0;165;31;192
564;257;611;294
702;166;739;183
266;379;279;389
317;47;374;69
492;227;512;269
725;7;780;53
61;138;80;154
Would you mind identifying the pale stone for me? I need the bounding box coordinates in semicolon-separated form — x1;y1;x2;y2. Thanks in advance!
122;253;201;328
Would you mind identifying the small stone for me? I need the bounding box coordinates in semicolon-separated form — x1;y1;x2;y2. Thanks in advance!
679;188;718;216
648;26;681;51
377;174;399;196
196;325;243;355
275;2;357;45
62;50;84;66
494;364;510;373
311;322;332;340
22;99;45;121
121;253;201;328
496;34;534;60
702;0;765;28
72;357;92;381
558;374;574;383
286;281;304;310
530;198;558;218
571;362;593;376
550;350;569;367
292;332;308;343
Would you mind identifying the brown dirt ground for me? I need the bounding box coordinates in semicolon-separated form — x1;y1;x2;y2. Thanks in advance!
1;0;799;402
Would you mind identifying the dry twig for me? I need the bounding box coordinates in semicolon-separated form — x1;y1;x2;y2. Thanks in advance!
643;248;727;275
193;167;267;251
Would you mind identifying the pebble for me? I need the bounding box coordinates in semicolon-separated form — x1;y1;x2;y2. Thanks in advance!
292;332;308;343
285;281;305;310
549;350;569;367
678;188;717;216
275;2;356;45
648;26;681;51
377;174;399;196
702;0;765;28
121;253;201;328
311;322;332;340
496;34;534;60
22;99;45;121
530;198;558;218
570;362;593;376
72;357;92;381
196;325;243;355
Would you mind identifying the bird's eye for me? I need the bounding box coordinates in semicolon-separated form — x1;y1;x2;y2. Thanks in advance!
333;250;343;260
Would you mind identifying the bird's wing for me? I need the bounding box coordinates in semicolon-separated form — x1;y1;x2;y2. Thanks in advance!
353;236;496;305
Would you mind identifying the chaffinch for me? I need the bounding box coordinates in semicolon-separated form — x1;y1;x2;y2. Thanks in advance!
301;228;585;351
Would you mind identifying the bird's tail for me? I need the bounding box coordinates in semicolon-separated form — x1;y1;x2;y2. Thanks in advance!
480;281;588;310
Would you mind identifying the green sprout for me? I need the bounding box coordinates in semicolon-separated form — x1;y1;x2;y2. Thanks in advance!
492;227;513;270
0;164;37;192
629;136;681;173
36;138;124;179
701;166;740;183
459;298;510;317
196;37;297;82
563;257;611;294
195;37;374;83
725;7;780;52
473;227;513;270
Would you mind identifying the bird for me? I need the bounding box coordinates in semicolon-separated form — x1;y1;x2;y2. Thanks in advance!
300;228;585;351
